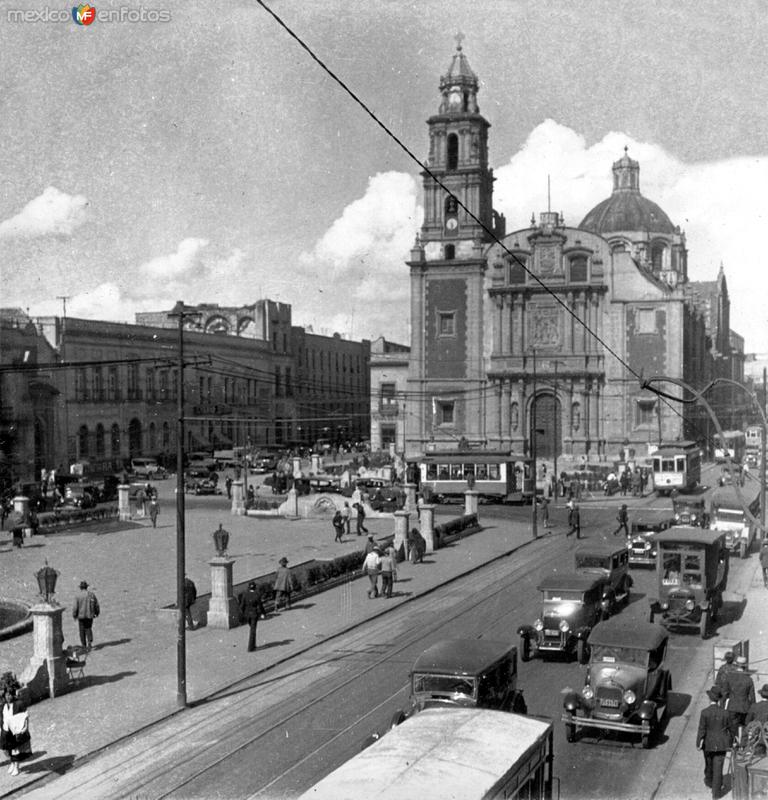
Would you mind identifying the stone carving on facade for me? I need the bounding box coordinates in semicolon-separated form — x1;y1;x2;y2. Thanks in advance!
536;244;562;277
529;306;561;349
510;402;519;431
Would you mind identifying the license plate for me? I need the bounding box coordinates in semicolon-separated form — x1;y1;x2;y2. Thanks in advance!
600;698;620;708
544;629;560;637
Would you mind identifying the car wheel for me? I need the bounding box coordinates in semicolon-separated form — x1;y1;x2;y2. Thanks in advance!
577;639;589;665
389;710;406;729
520;636;531;663
642;717;656;749
700;608;710;639
565;721;577;743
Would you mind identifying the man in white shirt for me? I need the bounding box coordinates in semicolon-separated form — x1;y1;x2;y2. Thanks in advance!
362;547;381;598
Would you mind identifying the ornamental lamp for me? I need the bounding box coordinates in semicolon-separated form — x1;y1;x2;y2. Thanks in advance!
35;560;59;604
212;524;230;557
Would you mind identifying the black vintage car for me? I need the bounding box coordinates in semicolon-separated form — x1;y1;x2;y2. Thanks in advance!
563;618;671;749
672;495;709;528
628;510;675;567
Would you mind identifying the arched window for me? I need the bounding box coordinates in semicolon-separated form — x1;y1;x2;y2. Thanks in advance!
111;424;120;457
162;422;170;450
571;402;581;432
95;424;105;458
447;133;458;170
78;425;89;459
148;422;157;452
444;244;455;260
651;241;666;272
570;256;588;282
510;257;527;284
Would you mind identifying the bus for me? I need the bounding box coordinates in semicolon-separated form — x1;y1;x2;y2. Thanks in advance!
298;707;554;800
714;430;746;463
416;450;532;504
710;483;761;559
651;441;701;495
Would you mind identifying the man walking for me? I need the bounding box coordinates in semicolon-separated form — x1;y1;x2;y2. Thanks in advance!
239;581;266;652
566;502;581;538
341;501;351;536
614;504;629;537
723;655;755;736
353;502;368;535
379;547;394;599
539;495;550;529
273;557;293;611
697;685;733;799
148;496;160;528
183;575;197;631
72;580;100;651
760;541;768;588
362;546;381;599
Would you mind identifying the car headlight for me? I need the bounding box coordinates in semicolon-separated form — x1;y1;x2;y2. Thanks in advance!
661;602;669;610
582;685;594;700
674;514;680;522
623;690;636;705
685;599;695;611
691;514;697;522
559;619;570;633
534;619;544;631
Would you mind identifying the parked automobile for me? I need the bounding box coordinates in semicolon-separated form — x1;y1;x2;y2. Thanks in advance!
574;541;633;607
562;618;671;749
672;495;709;528
249;452;279;474
309;474;341;493
344;478;403;512
628;510;675;567
63;482;100;509
649;527;729;638
185;473;220;495
379;640;526;738
130;458;167;480
517;573;615;664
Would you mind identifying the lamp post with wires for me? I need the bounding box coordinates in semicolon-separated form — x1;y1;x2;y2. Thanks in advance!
167;300;201;708
550;360;566;499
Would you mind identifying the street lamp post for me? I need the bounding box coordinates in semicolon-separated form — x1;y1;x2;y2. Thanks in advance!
531;351;538;539
550;360;566;499
168;300;201;708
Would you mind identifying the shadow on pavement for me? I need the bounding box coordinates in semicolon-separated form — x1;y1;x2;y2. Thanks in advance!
719;595;747;626
91;637;132;651
256;639;293;651
23;753;76;775
84;670;137;687
667;691;692;719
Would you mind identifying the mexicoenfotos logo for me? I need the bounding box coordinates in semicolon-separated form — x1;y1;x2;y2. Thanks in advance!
72;4;95;25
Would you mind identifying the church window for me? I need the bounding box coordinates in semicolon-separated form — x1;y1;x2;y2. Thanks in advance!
510;257;527;284
571;402;581;432
447;134;459;170
436;400;455;426
570;256;588;283
636;397;657;426
636;308;657;334
78;425;89;459
444;244;455;260
651;242;667;272
437;311;456;337
95;424;105;458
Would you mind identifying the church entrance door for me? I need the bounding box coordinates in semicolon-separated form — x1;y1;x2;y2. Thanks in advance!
533;394;561;460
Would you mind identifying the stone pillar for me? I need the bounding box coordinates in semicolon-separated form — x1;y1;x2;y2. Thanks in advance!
20;604;69;701
283;487;299;518
464;489;479;517
231;479;245;516
381;465;393;482
420;503;436;553
207;558;240;629
311;454;321;474
118;484;131;521
292;456;302;477
403;483;417;511
393;510;410;559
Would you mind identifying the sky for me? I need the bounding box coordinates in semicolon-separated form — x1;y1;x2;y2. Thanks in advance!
2;0;768;356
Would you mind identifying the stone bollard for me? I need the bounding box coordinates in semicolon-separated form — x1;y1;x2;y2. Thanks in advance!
419;504;436;553
292;456;302;478
118;484;131;521
231;479;245;516
13;495;30;538
283;487;299;518
393;509;410;560
20;604;69;701
207;558;240;629
464;489;479;518
403;483;417;512
311;454;321;474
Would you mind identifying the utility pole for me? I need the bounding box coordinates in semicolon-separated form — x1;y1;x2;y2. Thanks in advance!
57;296;71;465
763;367;767;536
531;350;538;539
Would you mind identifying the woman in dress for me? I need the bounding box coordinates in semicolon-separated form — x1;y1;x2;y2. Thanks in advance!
1;675;30;777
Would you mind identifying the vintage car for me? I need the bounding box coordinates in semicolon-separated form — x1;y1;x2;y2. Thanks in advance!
628;510;675;567
649;528;729;638
562;618;671;749
184;471;220;495
574;541;633;606
309;474;341;493
130;458;168;480
518;573;615;664
710;484;760;558
63;482;100;509
249;452;280;474
672;495;709;528
385;639;527;733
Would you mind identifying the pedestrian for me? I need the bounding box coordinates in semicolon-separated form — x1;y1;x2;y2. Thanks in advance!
247;485;255;507
386;542;399;583
614;504;629;537
566;502;581;538
632;469;642;497
760;541;768;588
746;684;768;726
619;470;629;496
136;486;146;518
72;580;100;651
353;502;369;535
539;495;550;529
723;655;755;736
143;484;153;515
332;509;344;542
183;575;197;631
364;534;376;555
225;476;232;499
0;675;31;778
697;685;733;799
341;501;351;536
408;527;426;563
238;581;266;652
273;557;294;611
362;547;381;598
11;521;23;549
715;652;737;691
148;496;159;528
379;547;394;598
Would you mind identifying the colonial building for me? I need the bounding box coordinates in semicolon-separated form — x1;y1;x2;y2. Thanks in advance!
369;336;410;452
404;42;741;461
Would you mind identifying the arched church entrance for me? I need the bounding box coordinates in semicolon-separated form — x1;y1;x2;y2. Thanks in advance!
531;394;561;460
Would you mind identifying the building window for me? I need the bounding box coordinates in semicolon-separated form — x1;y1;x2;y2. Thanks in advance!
127;364;139;401
436;400;455;426
148;422;156;452
570;256;588;282
111;424;120;456
93;367;104;401
159;370;168;400
95;424;105;458
444;244;455;260
636;308;656;334
75;368;87;401
437;311;456;337
162;422;170;450
447;134;458;170
510;402;519;432
108;367;118;401
275;368;282;397
78;425;89;458
651;242;666;272
145;368;155;402
636;397;657;426
510;257;526;284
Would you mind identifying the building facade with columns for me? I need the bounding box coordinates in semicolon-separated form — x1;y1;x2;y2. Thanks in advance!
404;43;740;462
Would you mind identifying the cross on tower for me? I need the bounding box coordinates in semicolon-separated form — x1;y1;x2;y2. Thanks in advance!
454;31;465;50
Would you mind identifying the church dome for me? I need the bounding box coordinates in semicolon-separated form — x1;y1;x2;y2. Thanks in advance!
579;149;675;235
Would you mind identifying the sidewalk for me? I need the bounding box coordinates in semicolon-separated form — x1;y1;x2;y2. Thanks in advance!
0;499;531;797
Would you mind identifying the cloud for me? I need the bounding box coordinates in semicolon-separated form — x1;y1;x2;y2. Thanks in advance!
138;237;210;280
0;186;88;239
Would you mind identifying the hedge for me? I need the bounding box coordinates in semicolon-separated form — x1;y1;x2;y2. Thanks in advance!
434;512;478;541
36;505;119;532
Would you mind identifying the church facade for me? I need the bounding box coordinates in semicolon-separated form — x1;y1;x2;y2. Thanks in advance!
404;43;741;461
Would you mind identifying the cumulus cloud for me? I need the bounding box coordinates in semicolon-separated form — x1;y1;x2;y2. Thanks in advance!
138;237;210;280
0;186;88;238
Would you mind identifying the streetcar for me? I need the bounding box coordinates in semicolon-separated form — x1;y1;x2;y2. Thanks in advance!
298;707;555;800
714;430;746;463
651;441;701;495
417;450;532;503
746;424;763;451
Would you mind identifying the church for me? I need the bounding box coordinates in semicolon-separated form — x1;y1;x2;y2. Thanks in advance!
403;41;742;462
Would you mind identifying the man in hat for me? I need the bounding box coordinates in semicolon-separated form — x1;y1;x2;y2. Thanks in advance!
697;685;733;799
723;655;755;733
72;580;100;651
273;557;293;611
715;652;736;690
239;582;266;652
566;502;581;538
746;684;768;726
364;534;376;556
614;504;629;537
